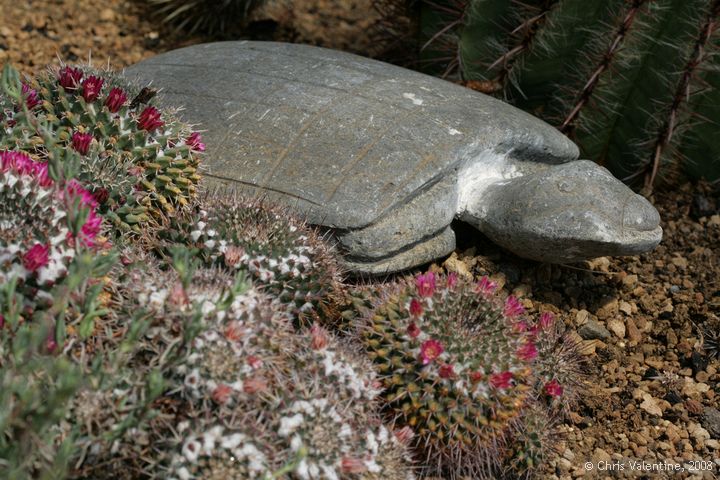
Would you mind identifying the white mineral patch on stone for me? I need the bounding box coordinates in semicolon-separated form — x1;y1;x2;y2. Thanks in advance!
456;150;520;218
402;92;423;105
448;127;462;136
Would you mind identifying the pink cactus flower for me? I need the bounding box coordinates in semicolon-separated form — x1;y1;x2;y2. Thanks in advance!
439;363;455;379
420;339;444;365
341;457;368;474
512;320;529;333
469;371;484;383
504;295;525;318
516;341;538;361
91;187;110;205
246;355;263;369
416;271;436;297
212;384;233;404
137;106;164;132
80;211;102;246
447;271;458;288
540;311;555;329
310;323;329;350
0;150;50;185
475;276;497;296
224;322;244;342
489;371;513;389
105;87;127;113
407;321;421;339
394;426;414;444
65;180;98;209
23;243;50;272
46;335;58;353
544;379;564;397
21;83;41;109
186;132;205;152
71;131;93;155
409;298;423;317
81;75;104;102
243;376;268;394
58;66;83;90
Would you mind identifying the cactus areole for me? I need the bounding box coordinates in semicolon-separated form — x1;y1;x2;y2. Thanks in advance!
127;41;662;274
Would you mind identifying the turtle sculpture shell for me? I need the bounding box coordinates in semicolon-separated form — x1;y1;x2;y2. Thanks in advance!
126;41;661;274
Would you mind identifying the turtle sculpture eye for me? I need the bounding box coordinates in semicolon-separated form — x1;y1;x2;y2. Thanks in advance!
557;180;574;193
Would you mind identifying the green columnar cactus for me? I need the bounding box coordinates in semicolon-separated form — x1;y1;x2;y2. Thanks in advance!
145;0;266;35
182;194;344;326
408;0;720;187
0;64;203;233
359;271;541;478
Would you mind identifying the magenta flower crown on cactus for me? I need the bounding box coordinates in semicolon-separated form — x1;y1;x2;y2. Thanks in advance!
0;149;102;290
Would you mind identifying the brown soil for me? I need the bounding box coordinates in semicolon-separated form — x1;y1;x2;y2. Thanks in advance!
1;1;718;478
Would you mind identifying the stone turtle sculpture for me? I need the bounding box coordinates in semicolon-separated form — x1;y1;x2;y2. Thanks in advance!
126;41;662;274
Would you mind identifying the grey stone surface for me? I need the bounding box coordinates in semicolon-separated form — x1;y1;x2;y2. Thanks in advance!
578;319;612;341
702;407;720;439
126;41;662;273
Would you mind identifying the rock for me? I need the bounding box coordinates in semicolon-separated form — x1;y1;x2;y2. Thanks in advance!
607;317;626;339
578;319;611;340
596;297;619;319
689;422;710;448
442;252;473;280
619;300;633;315
701;407;720;439
592;448;612;464
639;393;663;416
626;317;642;343
575;309;590;325
99;8;115;21
126;41;662;273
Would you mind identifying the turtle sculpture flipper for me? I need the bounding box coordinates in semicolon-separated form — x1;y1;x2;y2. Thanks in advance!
126;41;661;274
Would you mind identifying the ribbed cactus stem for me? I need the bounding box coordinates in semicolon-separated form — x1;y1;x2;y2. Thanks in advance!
644;0;720;189
559;0;649;135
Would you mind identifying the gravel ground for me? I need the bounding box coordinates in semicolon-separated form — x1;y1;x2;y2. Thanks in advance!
2;1;719;478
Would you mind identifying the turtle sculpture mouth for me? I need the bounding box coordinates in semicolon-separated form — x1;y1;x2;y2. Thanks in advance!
620;192;663;250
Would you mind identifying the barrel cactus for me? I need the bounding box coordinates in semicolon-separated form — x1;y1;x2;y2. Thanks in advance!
385;0;720;188
169;321;414;480
0;63;203;234
182;194;344;326
358;271;546;478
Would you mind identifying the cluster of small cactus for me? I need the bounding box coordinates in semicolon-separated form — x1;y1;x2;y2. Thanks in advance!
378;0;720;189
0;149;103;313
181;194;344;325
358;271;583;478
145;0;266;35
0;63;203;235
1;60;586;480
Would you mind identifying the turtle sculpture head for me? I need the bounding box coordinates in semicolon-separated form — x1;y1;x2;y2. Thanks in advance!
461;158;662;263
125;41;663;274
